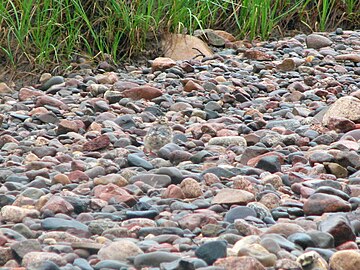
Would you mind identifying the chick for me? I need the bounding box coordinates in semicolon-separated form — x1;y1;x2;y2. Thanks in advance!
143;117;173;154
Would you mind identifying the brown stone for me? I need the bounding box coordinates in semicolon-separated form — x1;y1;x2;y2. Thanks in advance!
277;58;296;71
35;96;68;110
214;256;265;270
162;34;213;61
323;96;360;125
263;223;305;238
212;188;255;205
22;252;66;268
329;250;360;270
303;193;351;216
179;178;203;198
184;80;204;92
19;88;44;101
57;119;80;134
98;239;143;261
94;174;128;187
162;184;185;199
83;134;110;151
1;206;40;223
40;195;74;214
151;57;176;72
244;49;274;61
122;85;163;100
335;54;360;63
93;183;136;205
319;215;356;246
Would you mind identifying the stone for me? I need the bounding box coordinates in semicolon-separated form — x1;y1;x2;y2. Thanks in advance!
122;85;163;100
224;206;257;223
179;178;203;198
151;57;177;72
208;136;246;147
22;252;66;268
134;251;181;268
83;134;110;151
11;239;42;258
98;239;144;261
237;243;277;267
1;205;40;223
195;240;227;265
40;195;74;214
94;174;128;187
212;189;255;205
214;256;265;270
264;223;305;238
127;153;153;170
318;214;356;246
323;96;360;126
306;34;332;49
162;34;213;61
329;250;360;270
303;193;351;216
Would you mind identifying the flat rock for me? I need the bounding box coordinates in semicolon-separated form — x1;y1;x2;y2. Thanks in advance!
98;239;144;261
212;189;255;205
303;193;351;216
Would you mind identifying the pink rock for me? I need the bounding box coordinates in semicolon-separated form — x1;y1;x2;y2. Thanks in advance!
67;170;89;182
41;195;74;214
184;80;204;92
83;134;110;151
162;184;185;199
244;49;274;61
93;183;136;205
177;213;217;231
122;85;163;100
112;81;140;92
35;96;68;110
57;119;80;134
18;88;44;101
151;57;176;72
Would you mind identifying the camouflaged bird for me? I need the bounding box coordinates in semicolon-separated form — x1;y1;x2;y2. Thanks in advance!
143;117;173;154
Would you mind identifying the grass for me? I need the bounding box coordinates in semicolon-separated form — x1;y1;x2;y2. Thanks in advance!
0;0;359;75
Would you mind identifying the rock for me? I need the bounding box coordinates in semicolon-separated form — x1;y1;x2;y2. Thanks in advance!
265;223;305;238
237;243;277;267
1;205;40;223
255;155;281;173
98;239;143;261
134;251;181;268
0;82;14;94
303;193;351;216
22;252;67;268
41;217;88;232
323;96;360;126
130;173;171;188
214;256;265;270
179;178;203;198
162;34;213;60
40;195;74;214
212;189;255;205
94;174;128;187
11;239;42;258
151;57;177;72
208;136;246;147
329;250;360;270
122;85;163;100
195;240;227;265
306;34;332;49
39;76;65;91
335;54;360;62
318;214;356;246
128;153;153;170
224;206;257;223
83;134;110;151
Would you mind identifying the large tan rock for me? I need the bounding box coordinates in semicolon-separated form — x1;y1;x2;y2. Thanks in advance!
162;34;213;61
322;96;360;125
329;250;360;270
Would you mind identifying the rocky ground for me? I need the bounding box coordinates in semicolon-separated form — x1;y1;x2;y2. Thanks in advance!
1;29;360;270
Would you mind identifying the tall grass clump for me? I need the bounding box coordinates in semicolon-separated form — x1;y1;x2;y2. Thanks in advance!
0;0;359;73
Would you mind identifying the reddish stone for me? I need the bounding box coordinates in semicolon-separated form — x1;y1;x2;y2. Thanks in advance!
151;57;176;72
304;193;351;216
214;256;265;270
184;80;204;92
41;195;74;214
18;88;44;101
336;241;359;251
247;152;285;167
327;117;356;133
83;135;110;151
244;49;274;61
112;81;139;92
162;184;185;199
177;213;217;231
121;86;162;100
0;134;19;148
93;183;136;206
35;96;68;110
57;119;80;134
67;170;89;182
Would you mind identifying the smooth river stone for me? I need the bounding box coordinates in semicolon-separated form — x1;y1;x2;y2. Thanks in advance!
98;239;144;261
41;217;88;232
208;136;246;147
129;173;171;188
303;193;351;216
212;189;255;205
195;240;227;265
134;251;181;268
329;250;360;270
322;96;360;126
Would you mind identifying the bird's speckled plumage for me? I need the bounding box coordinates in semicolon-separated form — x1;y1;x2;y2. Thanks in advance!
143;117;173;153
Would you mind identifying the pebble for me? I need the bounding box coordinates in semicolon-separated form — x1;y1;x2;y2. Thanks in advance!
1;29;360;269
